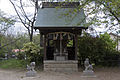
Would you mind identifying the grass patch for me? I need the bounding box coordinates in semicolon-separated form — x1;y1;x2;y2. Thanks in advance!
0;59;27;69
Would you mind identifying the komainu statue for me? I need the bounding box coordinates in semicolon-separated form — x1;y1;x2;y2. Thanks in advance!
27;62;35;71
84;58;93;71
81;58;96;77
26;62;37;77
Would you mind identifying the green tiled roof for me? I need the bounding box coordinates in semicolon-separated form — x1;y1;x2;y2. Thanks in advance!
34;3;86;28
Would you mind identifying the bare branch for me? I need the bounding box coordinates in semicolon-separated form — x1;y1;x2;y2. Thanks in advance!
97;1;120;24
9;0;29;29
106;23;119;32
20;0;31;22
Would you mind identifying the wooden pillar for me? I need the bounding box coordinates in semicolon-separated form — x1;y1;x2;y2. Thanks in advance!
43;34;47;60
47;39;50;47
60;33;62;56
73;36;75;47
40;33;43;47
75;33;78;60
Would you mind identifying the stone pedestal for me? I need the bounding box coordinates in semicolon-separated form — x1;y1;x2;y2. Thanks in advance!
56;56;66;61
26;71;37;77
81;70;96;77
54;53;68;61
44;60;78;72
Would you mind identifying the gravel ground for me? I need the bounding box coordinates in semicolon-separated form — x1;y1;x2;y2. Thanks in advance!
0;67;120;80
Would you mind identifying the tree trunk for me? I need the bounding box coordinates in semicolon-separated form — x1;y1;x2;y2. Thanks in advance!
30;25;34;42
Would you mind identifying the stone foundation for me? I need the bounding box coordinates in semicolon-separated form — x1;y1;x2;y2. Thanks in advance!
44;60;78;72
26;71;37;77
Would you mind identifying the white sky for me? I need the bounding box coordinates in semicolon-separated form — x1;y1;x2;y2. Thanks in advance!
0;0;119;36
0;0;30;35
0;0;16;15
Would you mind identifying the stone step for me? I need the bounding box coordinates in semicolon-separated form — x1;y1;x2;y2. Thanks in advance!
44;64;77;68
44;60;78;72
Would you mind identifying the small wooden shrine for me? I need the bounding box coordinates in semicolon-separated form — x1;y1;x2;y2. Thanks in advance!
34;2;87;71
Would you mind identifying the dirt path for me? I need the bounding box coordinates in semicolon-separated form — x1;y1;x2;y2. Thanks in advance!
0;68;120;80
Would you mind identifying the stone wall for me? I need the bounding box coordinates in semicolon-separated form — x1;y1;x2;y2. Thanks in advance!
44;60;78;72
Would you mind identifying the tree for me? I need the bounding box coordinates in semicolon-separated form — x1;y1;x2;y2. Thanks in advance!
96;0;120;23
74;0;120;34
13;33;29;49
9;0;38;42
0;10;15;33
78;32;119;66
94;0;120;32
100;32;117;50
0;10;15;52
9;0;120;40
0;33;29;58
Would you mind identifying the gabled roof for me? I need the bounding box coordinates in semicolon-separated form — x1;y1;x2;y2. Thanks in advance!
34;2;86;29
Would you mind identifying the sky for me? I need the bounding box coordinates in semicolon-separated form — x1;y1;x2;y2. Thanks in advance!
0;0;31;35
0;0;119;36
0;0;15;15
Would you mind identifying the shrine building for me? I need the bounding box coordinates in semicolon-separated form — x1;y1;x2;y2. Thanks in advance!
34;1;87;71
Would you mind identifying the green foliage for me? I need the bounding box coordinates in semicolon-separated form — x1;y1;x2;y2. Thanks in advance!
0;10;16;57
78;32;120;67
67;40;73;47
15;52;25;60
99;50;120;66
22;42;43;66
0;33;41;62
0;59;26;69
33;34;40;45
100;32;117;50
0;10;15;32
76;0;120;32
14;34;29;49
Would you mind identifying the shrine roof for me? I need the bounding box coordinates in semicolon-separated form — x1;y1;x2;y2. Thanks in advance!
34;2;87;29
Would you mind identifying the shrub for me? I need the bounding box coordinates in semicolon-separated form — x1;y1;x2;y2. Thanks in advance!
78;32;120;67
15;52;25;60
22;42;43;66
